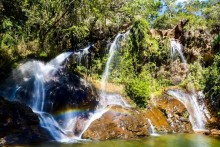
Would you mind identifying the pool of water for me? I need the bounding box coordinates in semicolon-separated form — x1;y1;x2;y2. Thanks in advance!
31;134;220;147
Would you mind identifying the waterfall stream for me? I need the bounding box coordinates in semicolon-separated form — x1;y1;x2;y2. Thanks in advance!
0;32;130;143
0;47;94;142
100;32;130;108
169;40;209;131
170;39;186;63
147;119;160;136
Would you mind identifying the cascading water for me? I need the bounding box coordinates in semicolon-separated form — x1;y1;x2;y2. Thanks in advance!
75;32;131;137
0;32;131;143
170;39;186;63
73;46;90;66
147;119;160;136
100;32;130;108
0;46;102;143
167;89;208;131
169;39;209;131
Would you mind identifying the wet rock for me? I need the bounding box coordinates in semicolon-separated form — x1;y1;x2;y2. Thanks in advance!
45;72;99;114
82;105;150;140
210;129;220;136
206;116;220;130
0;96;51;145
146;107;172;133
147;93;193;133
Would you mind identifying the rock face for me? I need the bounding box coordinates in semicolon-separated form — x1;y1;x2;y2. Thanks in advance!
185;29;214;64
45;72;99;114
82;105;150;140
146;93;193;133
0;96;51;145
170;61;189;85
150;19;189;44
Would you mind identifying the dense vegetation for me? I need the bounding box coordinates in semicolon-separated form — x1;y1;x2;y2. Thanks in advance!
0;0;220;111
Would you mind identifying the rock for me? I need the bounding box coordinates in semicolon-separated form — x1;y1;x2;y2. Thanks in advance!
0;96;51;145
147;93;193;133
82;105;150;140
185;29;215;64
170;61;189;85
145;107;172;133
206;116;220;130
195;130;210;135
45;73;99;114
150;19;189;44
150;29;163;39
210;129;220;136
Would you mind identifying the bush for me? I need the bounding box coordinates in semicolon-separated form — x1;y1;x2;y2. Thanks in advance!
204;53;220;114
125;72;155;108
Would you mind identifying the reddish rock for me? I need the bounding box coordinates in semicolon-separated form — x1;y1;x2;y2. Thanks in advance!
146;93;193;133
82;105;150;140
145;108;172;133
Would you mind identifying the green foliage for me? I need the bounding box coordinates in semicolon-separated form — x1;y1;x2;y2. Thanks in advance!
39;52;48;58
125;72;156;108
0;0;220;111
109;18;172;108
179;62;205;91
0;0;160;79
74;65;88;76
153;0;208;30
204;53;220;113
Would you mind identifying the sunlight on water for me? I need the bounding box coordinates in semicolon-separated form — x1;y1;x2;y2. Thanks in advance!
32;134;220;147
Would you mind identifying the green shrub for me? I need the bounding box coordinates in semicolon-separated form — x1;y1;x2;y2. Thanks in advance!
125;72;155;108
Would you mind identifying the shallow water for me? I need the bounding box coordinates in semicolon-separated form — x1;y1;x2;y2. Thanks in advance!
31;134;220;147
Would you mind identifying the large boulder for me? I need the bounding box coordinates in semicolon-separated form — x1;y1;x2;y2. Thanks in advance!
0;96;51;145
82;105;150;140
45;72;99;114
146;93;193;133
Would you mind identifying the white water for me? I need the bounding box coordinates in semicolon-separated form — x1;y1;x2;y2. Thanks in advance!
101;33;123;93
170;39;186;63
3;32;131;143
18;52;73;111
169;40;209;131
167;89;207;131
4;46;106;143
65;32;131;141
74;46;90;66
147;119;160;136
100;32;130;108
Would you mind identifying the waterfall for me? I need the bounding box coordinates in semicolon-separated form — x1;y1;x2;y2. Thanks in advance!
0;46;101;143
167;89;208;131
169;39;209;131
73;46;90;66
170;39;186;63
147;119;160;136
0;32;131;143
101;33;123;92
99;32;130;108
